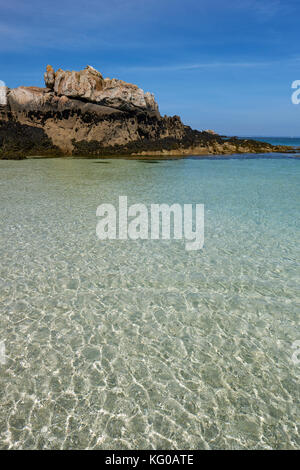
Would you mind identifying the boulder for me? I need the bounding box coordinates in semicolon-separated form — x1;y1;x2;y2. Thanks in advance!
204;129;217;135
44;65;159;114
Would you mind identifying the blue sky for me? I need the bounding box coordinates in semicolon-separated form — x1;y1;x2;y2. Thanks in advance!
1;0;300;135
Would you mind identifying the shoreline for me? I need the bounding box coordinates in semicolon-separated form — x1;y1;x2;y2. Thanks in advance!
2;151;300;161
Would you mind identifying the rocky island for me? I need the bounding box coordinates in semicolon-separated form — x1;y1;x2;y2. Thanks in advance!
0;65;295;158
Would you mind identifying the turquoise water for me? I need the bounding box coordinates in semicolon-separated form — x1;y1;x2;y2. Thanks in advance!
0;155;299;449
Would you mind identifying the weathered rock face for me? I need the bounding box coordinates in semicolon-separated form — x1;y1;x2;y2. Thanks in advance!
44;65;159;115
0;82;7;106
0;65;295;158
1;84;187;155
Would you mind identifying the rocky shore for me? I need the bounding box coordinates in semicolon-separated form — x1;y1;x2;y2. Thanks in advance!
0;65;296;159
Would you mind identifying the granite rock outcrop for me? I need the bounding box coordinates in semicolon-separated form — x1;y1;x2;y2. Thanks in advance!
0;65;295;158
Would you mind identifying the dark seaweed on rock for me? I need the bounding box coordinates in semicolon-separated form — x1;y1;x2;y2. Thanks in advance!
71;130;224;156
0;119;61;159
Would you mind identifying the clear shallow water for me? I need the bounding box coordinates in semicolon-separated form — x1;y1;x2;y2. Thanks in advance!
0;155;299;450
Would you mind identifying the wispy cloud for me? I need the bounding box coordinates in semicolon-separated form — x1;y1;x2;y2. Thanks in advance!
121;60;279;73
222;0;289;20
0;0;296;53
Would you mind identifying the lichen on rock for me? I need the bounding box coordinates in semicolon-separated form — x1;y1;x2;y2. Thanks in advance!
44;65;56;89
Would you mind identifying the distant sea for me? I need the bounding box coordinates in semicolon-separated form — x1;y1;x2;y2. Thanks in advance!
241;136;300;147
